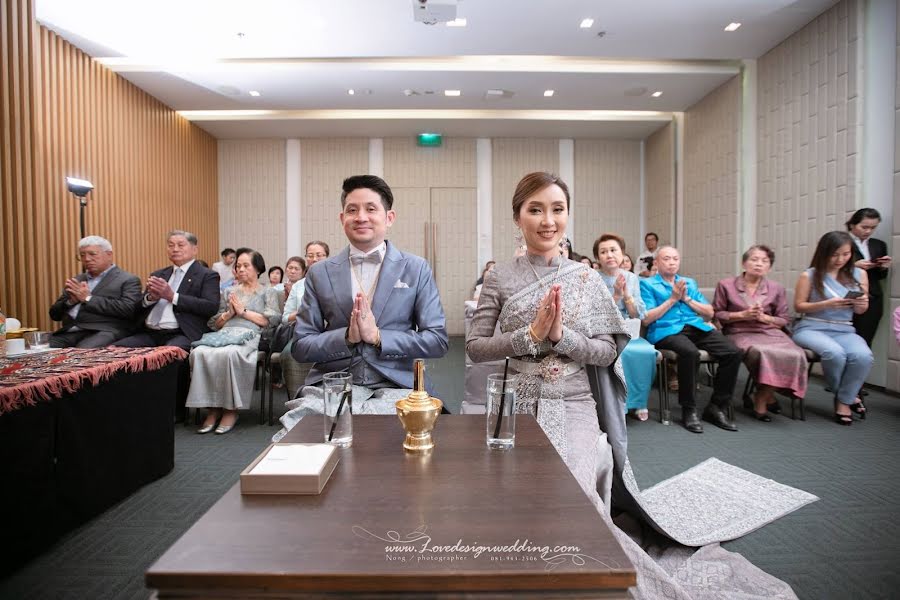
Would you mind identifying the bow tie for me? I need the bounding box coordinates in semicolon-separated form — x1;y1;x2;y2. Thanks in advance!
351;253;381;266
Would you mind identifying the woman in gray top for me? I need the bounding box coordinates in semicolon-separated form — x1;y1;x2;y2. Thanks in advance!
187;248;280;434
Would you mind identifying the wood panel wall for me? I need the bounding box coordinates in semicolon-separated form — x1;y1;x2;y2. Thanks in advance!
573;139;642;259
218;140;286;270
644;121;676;246
1;0;218;331
682;76;741;288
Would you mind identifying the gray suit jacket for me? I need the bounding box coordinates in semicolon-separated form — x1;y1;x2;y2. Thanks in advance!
292;241;449;391
49;266;142;337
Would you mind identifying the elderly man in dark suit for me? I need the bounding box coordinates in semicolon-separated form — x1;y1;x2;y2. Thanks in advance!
49;236;142;348
116;230;220;351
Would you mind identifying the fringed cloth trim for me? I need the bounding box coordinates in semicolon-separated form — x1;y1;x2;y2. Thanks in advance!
0;346;187;415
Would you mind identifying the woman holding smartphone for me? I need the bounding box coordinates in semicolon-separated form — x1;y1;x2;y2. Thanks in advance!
846;208;892;345
792;231;873;426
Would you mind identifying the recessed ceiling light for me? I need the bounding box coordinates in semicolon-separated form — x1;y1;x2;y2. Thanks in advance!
248;90;260;97
444;89;461;97
446;18;467;27
543;90;555;97
580;18;594;28
724;22;741;32
348;89;355;95
651;91;663;98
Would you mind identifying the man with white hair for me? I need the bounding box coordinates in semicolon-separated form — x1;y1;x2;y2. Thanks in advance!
640;245;741;433
49;236;142;348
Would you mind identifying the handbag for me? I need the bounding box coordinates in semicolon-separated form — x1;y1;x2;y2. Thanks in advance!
191;327;256;348
270;322;294;353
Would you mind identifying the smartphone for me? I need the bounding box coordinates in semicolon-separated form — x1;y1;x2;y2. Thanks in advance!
844;290;864;299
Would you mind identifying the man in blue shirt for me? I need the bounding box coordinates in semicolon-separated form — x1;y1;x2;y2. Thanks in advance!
640;246;741;433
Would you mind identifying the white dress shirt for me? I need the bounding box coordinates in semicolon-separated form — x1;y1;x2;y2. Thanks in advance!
146;259;194;330
850;234;871;261
348;242;386;300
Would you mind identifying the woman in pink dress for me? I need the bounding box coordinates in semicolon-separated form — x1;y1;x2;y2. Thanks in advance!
713;245;808;421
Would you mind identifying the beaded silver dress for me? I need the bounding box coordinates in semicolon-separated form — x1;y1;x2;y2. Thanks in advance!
466;254;628;510
467;254;801;600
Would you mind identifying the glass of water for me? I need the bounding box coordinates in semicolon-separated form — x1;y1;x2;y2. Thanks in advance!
486;373;516;450
323;372;353;448
25;331;51;351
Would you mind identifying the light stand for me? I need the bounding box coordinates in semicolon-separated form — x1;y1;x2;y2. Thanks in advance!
65;177;94;240
66;177;94;272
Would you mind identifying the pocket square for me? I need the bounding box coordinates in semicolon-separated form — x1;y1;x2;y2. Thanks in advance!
393;280;410;289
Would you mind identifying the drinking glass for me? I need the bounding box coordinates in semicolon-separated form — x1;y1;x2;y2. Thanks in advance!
486;373;516;450
323;372;353;448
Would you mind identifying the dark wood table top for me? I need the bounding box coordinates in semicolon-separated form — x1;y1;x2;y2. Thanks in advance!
146;415;635;597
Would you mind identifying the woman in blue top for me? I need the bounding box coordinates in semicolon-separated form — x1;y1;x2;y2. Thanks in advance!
793;231;873;425
594;234;657;421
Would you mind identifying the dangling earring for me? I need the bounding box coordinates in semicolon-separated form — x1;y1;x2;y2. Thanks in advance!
514;228;525;251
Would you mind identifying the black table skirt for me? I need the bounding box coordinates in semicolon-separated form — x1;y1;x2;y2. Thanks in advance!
0;361;179;575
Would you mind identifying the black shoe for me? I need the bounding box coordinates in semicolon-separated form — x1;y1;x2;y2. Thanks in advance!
702;405;738;431
682;408;703;434
752;411;772;422
850;398;867;420
766;401;782;415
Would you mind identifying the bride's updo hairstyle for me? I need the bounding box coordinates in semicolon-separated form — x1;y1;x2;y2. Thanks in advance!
511;172;570;218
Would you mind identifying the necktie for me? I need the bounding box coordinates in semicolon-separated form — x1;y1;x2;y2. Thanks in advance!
148;267;184;327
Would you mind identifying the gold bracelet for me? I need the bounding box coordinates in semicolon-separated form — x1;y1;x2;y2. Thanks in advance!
624;297;635;304
528;324;545;343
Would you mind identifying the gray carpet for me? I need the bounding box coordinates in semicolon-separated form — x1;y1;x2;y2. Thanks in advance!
1;336;898;600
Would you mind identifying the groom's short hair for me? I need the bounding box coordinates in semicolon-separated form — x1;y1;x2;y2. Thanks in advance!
340;175;394;211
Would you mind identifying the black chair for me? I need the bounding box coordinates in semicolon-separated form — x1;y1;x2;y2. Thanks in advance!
657;349;719;425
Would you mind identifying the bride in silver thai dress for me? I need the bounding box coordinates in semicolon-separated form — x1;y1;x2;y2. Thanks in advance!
467;172;801;600
466;172;628;512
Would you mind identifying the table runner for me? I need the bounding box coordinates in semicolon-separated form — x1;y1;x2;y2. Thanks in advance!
0;346;187;415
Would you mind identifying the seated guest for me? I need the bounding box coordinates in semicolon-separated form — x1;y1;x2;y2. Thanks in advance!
282;242;329;326
792;231;873;425
276;175;449;438
475;260;496;287
846;208;891;346
116;230;220;351
713;245;808;421
640;246;741;433
621;253;634;273
187;247;280;434
467;172;628;510
274;256;306;296
49;236;142;348
268;266;284;287
472;260;496;302
595;234;657;421
211;248;236;288
638;232;658;277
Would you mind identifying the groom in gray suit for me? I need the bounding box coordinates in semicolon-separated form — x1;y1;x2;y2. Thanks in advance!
293;174;449;391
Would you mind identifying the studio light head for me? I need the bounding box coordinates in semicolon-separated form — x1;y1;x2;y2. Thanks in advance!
66;177;94;197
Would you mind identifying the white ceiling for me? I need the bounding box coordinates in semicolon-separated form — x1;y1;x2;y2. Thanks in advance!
36;0;837;139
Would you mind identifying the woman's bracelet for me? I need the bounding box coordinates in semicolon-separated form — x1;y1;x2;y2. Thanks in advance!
624;296;635;305
528;324;545;343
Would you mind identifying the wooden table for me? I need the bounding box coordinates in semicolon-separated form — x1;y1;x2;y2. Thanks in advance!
146;415;635;599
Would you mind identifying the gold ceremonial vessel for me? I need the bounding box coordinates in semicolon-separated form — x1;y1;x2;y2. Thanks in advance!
395;359;442;452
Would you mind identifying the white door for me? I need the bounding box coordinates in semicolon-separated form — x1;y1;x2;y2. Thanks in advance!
430;188;477;335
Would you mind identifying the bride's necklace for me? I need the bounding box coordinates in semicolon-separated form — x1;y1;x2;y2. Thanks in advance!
526;252;563;290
